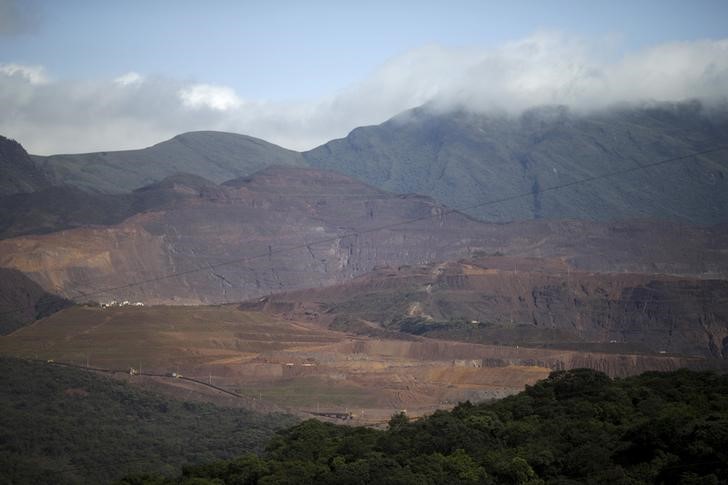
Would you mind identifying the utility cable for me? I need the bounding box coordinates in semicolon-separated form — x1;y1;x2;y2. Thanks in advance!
0;144;727;319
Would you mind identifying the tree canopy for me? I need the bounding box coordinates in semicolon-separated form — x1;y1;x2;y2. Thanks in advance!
120;368;728;484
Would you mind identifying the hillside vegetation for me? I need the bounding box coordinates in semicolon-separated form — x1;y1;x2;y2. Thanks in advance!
11;101;728;224
305;101;728;223
122;369;728;484
33;131;305;193
0;358;296;484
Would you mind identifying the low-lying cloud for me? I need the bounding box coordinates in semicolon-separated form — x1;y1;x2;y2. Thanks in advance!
1;33;727;155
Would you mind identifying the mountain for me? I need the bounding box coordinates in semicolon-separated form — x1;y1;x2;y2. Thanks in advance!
0;136;51;196
303;101;728;223
0;166;726;309
0;166;497;305
33;131;305;193
18;101;728;225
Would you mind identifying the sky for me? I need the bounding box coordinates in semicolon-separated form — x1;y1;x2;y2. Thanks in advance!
1;0;728;154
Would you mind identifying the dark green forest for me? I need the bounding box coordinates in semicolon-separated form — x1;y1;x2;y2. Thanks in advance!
121;369;728;485
0;358;295;484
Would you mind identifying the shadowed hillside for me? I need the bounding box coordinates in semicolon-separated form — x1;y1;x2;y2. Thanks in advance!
0;135;51;196
0;173;238;239
12;101;728;226
304;101;728;224
0;268;71;335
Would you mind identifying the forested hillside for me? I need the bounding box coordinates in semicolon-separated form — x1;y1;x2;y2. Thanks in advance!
122;369;728;484
0;358;295;484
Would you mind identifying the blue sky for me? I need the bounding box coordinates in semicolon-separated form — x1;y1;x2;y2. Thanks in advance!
1;0;728;153
4;0;728;99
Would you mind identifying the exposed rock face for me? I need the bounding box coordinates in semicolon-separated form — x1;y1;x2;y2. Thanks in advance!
0;136;51;196
0;167;728;344
304;101;728;224
252;257;728;359
334;339;723;378
0;167;492;305
33;131;305;193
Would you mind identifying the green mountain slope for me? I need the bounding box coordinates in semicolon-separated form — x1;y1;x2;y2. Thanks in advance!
304;101;728;224
17;101;728;224
33;131;305;193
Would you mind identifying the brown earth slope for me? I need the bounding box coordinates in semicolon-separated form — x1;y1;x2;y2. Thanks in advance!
1;166;727;310
1;304;720;422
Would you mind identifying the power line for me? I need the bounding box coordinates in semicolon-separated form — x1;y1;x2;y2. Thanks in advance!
1;144;727;319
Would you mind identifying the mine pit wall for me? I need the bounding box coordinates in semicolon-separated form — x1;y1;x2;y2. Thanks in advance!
338;339;725;378
429;271;728;359
258;258;728;360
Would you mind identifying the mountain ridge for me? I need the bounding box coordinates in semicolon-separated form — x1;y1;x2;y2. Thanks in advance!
303;101;728;224
18;100;728;224
32;131;305;193
1;166;726;307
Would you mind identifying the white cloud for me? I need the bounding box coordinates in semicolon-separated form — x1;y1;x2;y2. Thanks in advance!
1;33;727;155
0;63;48;84
178;84;242;111
114;71;143;86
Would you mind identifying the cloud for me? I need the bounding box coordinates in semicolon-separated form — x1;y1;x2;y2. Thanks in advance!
114;72;144;86
1;33;727;155
178;84;243;111
0;63;47;84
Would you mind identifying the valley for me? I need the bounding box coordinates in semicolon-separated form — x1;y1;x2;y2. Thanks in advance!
1;101;727;426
